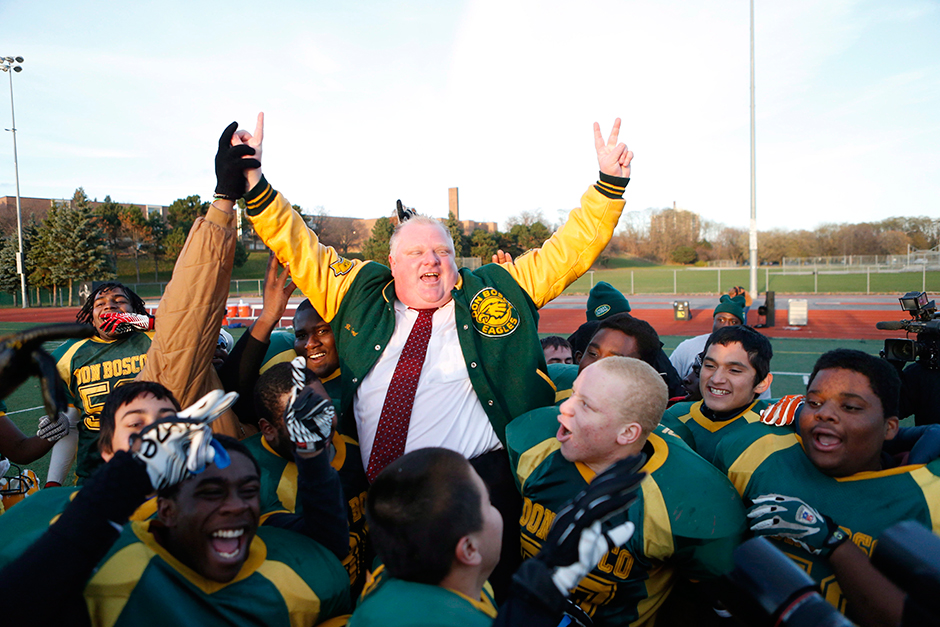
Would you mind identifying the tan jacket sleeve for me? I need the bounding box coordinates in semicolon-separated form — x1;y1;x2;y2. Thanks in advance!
245;182;367;324
499;185;625;308
136;203;245;438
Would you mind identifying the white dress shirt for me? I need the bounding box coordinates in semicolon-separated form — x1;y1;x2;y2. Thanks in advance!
354;299;502;466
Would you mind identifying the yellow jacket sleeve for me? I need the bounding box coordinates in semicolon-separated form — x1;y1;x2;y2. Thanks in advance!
499;183;625;308
245;178;367;324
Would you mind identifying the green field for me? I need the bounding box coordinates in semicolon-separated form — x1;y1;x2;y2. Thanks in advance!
563;265;940;295
2;318;888;486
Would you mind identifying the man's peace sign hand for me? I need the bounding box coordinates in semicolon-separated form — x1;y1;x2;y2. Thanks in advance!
595;118;633;178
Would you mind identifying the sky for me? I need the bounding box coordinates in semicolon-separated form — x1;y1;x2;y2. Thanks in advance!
1;0;937;234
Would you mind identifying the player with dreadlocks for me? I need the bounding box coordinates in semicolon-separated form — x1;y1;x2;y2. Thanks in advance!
46;282;157;486
74;282;151;334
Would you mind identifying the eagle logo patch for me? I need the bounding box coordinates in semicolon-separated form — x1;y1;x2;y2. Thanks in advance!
470;288;519;337
330;257;353;276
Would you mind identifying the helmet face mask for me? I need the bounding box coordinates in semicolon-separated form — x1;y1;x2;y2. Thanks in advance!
0;466;40;511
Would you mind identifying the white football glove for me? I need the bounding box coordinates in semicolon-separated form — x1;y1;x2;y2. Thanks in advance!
129;390;238;491
284;356;334;451
536;454;646;595
36;412;70;443
550;520;636;594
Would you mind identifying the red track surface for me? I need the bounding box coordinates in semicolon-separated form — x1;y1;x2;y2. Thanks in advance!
2;305;900;340
0;307;82;323
539;307;897;340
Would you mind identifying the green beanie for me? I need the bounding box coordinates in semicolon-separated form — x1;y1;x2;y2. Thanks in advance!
586;281;631;321
713;294;745;323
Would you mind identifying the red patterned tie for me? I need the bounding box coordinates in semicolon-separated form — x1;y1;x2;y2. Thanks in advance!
366;308;436;482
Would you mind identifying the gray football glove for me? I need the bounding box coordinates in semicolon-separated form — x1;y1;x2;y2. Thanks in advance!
36;412;70;443
748;494;849;558
284;356;334;451
129;390;237;491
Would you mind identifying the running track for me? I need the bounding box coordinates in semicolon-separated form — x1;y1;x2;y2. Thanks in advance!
0;293;913;340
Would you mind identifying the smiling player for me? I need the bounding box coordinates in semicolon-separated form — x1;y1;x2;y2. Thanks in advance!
0;395;350;626
660;325;773;464
712;349;940;618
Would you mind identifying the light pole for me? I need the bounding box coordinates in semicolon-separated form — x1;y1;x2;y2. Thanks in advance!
1;55;27;308
748;1;758;302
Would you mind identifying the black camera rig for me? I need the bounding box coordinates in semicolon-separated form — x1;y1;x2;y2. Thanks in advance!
877;291;940;370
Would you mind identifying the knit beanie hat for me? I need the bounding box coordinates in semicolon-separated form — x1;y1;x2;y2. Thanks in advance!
713;294;745;323
586;282;631;321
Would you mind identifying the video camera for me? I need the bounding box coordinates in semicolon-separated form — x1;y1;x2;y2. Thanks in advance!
876;291;940;370
719;521;940;626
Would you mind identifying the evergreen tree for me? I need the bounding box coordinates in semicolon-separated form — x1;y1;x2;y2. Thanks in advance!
234;241;249;268
148;213;170;282
0;236;22;304
361;217;394;263
27;203;59;305
59;190;112;304
95;195;124;271
166;195;208;233
120;204;153;283
470;229;498;260
509;221;551;252
163;227;188;263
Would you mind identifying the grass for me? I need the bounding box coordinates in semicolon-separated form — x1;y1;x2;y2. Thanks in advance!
563;265;940;295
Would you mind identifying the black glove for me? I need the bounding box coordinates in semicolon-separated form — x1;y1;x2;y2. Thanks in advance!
396;199;418;223
0;324;93;417
536;453;647;594
214;121;261;200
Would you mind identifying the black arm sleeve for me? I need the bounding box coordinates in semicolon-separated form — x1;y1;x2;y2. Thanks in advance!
262;450;349;561
216;330;272;427
493;559;568;627
0;451;152;627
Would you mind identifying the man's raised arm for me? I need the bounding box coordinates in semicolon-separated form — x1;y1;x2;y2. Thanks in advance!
235;113;367;324
498;119;633;308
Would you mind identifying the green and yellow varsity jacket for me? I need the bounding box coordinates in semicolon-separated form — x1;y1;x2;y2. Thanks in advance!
245;175;629;444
